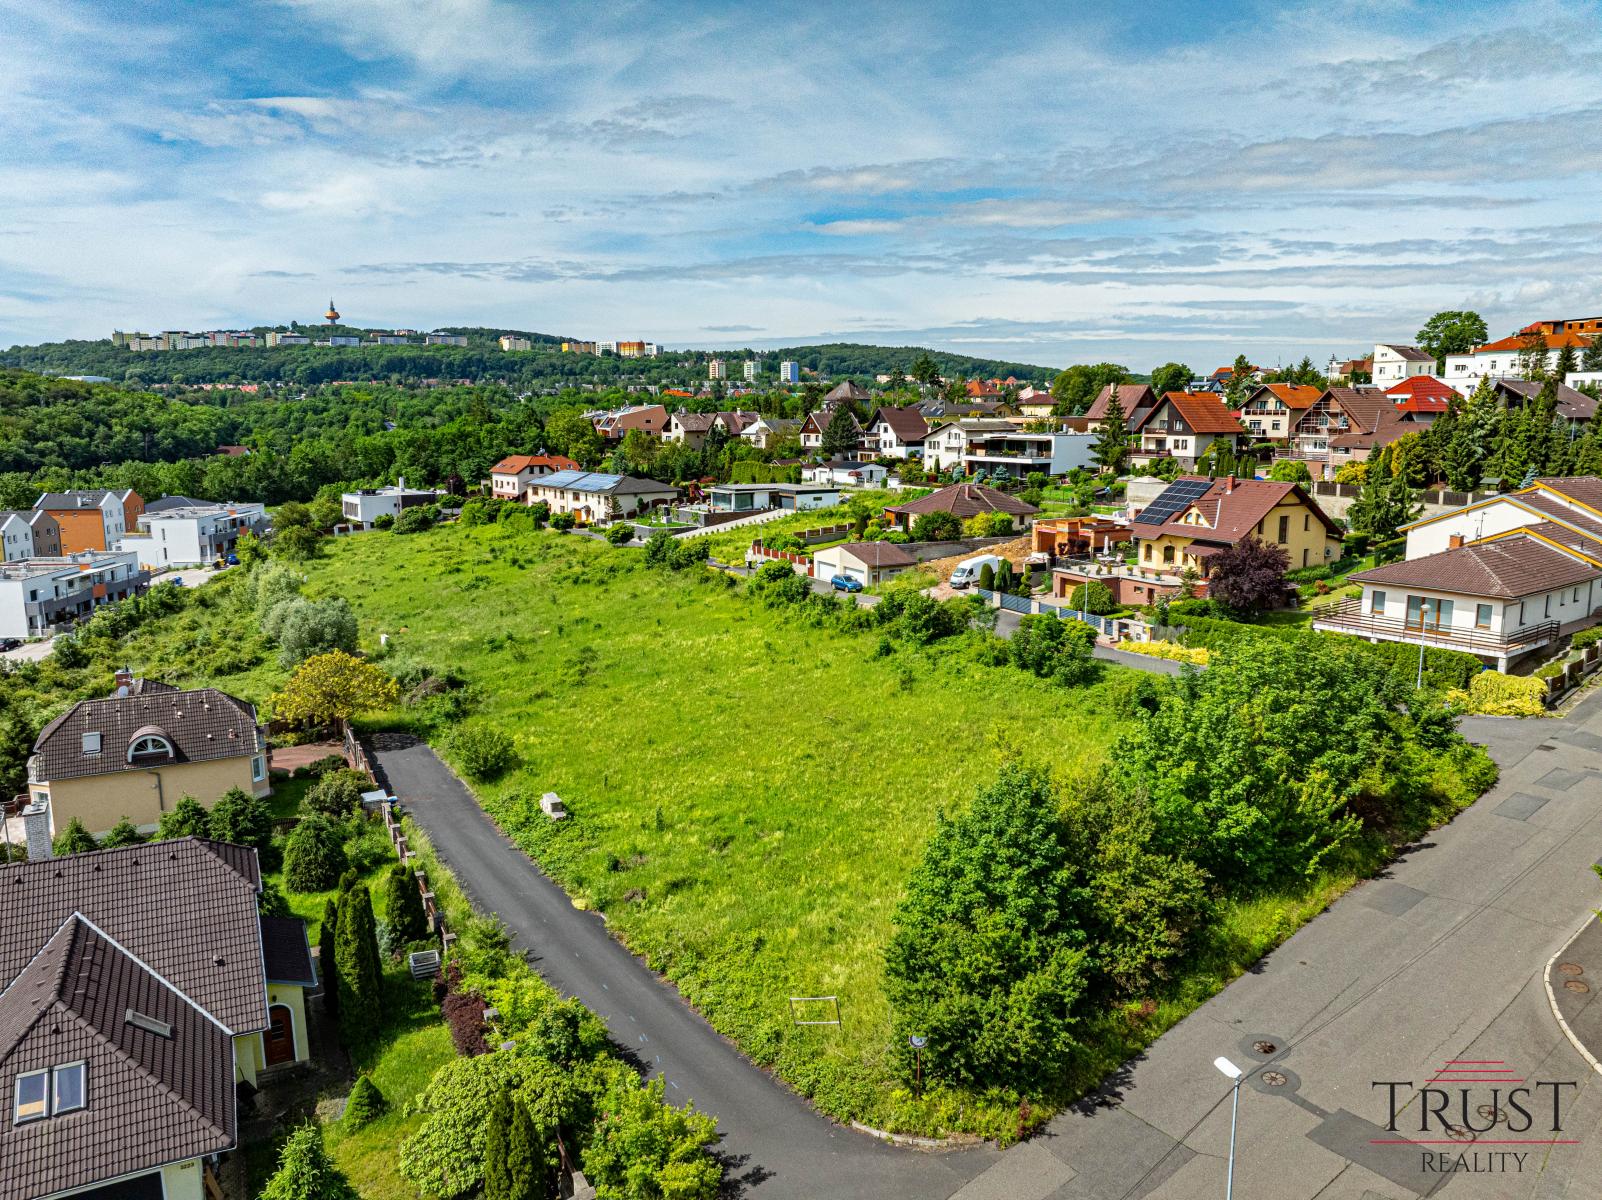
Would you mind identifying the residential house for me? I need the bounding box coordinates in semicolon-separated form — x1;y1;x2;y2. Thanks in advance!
922;419;1013;474
1522;316;1602;338
25;674;269;836
1383;375;1456;412
1238;383;1322;445
1488;378;1597;424
883;483;1040;532
1015;390;1057;419
0;511;60;562
822;381;871;406
590;404;669;441
1326;355;1373;382
739;416;802;450
1082;383;1157;431
0;835;317;1200
799;404;862;455
1372;344;1436;384
341;480;443;528
33;490;143;554
801;460;889;488
705;483;841;513
917;397;1012;420
813;541;917;587
1286;387;1392;476
117;500;268;569
1443;331;1599;386
1054;475;1340;606
1313;534;1599;670
862;405;930;459
961;426;1096;480
1127;392;1245;471
1394;476;1602;560
0;552;149;640
522;470;678;522
488;454;581;501
664;410;756;450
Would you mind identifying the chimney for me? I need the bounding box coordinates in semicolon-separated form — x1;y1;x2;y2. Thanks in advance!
22;801;51;861
114;666;133;695
1225;475;1234;494
1448;534;1465;549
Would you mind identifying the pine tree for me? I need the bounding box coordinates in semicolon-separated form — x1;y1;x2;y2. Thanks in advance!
100;816;145;848
1092;387;1129;474
1555;343;1578;382
383;863;429;946
52;818;98;856
1583;335;1602;373
483;1089;545;1200
320;897;340;1017
335;885;384;1041
820;406;858;458
261;1125;360;1200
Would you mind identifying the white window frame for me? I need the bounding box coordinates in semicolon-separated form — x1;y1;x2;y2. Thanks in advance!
81;732;101;755
14;1069;48;1124
252;756;266;783
127;734;174;762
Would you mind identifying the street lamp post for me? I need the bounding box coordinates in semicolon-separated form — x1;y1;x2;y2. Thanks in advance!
1214;1056;1243;1200
1415;596;1432;689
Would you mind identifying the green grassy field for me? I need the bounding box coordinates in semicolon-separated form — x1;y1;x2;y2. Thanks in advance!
294;523;1128;1125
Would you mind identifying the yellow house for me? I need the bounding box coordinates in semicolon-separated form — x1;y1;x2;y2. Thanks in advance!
26;674;268;836
1133;475;1343;576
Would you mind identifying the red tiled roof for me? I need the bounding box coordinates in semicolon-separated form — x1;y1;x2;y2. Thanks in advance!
1156;391;1246;435
1262;383;1322;409
491;454;579;475
1133;476;1340;543
1395;396;1451;414
1384;376;1456;401
1471;330;1596;354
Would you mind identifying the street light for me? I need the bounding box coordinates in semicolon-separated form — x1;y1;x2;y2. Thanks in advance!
1214;1056;1243;1200
1415;596;1433;690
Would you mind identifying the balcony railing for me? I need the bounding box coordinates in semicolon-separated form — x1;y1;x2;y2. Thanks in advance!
1311;597;1560;654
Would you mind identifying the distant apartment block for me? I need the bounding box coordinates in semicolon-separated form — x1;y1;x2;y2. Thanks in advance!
618;340;648;358
264;331;310;347
33;490;142;554
744;358;761;381
425;333;468;345
708;358;727;380
779;360;800;384
500;335;533;352
0;551;149;639
562;340;598;354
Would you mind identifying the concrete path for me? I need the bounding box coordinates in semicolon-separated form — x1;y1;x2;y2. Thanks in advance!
379;683;1602;1199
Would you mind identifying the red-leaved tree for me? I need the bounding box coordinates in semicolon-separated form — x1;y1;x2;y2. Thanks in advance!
1206;535;1291;615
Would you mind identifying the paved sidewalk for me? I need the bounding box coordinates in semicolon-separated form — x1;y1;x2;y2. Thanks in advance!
1549;915;1602;1074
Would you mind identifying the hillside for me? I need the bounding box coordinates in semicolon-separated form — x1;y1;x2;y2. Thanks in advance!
0;331;1056;389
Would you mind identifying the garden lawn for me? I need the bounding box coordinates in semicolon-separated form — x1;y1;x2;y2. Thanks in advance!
296;523;1128;1126
695;488;904;562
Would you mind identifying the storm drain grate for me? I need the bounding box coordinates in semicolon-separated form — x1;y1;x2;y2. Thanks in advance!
1253;1040;1278;1054
1564;979;1591;993
1260;1070;1288;1087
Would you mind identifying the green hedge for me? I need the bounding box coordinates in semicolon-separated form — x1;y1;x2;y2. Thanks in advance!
729;461;801;484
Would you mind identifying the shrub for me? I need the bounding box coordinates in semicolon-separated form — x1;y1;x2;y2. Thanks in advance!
584;1074;721;1200
1448;671;1546;716
605;522;634;546
643;529;674;566
398;1051;523;1198
1572;625;1602;651
1067;581;1116;615
977;563;995;590
668;539;709;570
52;818;98;856
98;816;145;848
484;1088;549;1200
275;596;359;666
910;510;962;541
443;990;491;1056
451;724;516;782
372;514;395;530
1114;639;1209;665
549;512;576;531
283;814;348;892
260;1125;359;1200
209;787;273;853
344;1074;386;1130
1010;615;1098;685
382;862;430;946
393;506;435;534
154;795;212;840
306;769;368;818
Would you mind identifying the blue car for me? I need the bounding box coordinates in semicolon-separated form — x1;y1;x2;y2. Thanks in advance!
830;574;864;593
225;553;239;565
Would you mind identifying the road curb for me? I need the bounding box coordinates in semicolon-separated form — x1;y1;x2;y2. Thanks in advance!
847;1121;973;1152
1544;911;1602;1076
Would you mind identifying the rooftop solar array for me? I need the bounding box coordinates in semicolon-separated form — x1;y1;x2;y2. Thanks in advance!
1136;478;1212;525
536;470;628;493
539;469;587;488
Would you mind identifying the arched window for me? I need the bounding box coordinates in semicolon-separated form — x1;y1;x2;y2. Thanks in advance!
127;734;174;763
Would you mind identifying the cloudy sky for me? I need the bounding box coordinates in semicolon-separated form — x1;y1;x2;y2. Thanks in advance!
3;0;1600;370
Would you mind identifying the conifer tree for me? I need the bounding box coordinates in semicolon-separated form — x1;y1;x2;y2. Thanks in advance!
320;897;340;1017
1092;387;1129;474
334;885;382;1040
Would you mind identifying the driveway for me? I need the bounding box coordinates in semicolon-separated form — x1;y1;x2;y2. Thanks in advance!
0;637;55;664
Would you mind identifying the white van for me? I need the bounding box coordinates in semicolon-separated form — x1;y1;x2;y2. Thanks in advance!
949;554;1005;589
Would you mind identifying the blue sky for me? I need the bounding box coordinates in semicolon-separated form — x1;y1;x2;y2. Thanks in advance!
3;0;1601;370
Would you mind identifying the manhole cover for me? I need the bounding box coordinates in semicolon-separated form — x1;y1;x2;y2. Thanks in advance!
1564;979;1591;993
1559;962;1585;976
1261;1070;1288;1087
1253;1040;1278;1054
1475;1104;1508;1125
1444;1124;1476;1143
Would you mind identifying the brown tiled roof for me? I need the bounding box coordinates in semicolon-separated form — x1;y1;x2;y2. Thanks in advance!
1378;344;1434;361
0;915;235;1200
1352;534;1600;599
1322;388;1392;432
671;412;717;433
1518;521;1602;560
1330;405;1417;451
31;686;261;783
260;916;316;986
0;840;269;1037
886;484;1041;520
868;405;930;442
823;381;871;403
1156;391;1247;435
831;541;917;568
1134;477;1342;543
1084;383;1156;420
1532;477;1602;515
1491;379;1597;422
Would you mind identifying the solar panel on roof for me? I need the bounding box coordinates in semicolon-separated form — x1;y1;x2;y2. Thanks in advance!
539;469;586;487
575;472;623;490
1137;478;1211;525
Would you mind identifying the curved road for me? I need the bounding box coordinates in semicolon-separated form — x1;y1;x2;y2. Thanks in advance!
379;683;1602;1199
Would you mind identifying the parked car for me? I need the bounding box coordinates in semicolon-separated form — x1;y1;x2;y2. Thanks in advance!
830;574;864;593
949;554;1005;589
225;553;239;565
0;638;21;652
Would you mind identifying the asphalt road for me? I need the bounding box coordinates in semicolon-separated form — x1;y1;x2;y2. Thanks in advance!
378;681;1602;1199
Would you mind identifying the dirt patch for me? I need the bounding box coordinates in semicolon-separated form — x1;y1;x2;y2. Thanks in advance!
920;536;1034;583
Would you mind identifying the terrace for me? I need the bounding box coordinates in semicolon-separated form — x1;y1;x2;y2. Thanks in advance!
1311;596;1560;659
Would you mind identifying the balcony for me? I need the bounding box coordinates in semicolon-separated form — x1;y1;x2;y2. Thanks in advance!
1311;597;1560;658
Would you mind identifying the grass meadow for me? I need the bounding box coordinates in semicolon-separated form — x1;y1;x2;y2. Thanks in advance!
294;522;1129;1126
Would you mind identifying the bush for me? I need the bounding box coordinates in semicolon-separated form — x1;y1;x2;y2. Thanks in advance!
98;816;144;848
344;1074;386;1129
443;990;491;1056
1010;614;1098;685
605;522;634;546
274;596;359;667
1572;625;1602;651
260;1125;359;1200
283;814;348;892
910;510;962;541
1448;671;1545;716
154;795;212;840
372;514;395;530
52;818;98;856
393;506;435;534
584;1074;721;1200
306;769;368;818
334;884;383;1043
209;787;273;853
668;539;709;570
398;1051;523;1198
382;862;430;946
549;511;576;531
451;724;516;782
1114;639;1209;665
1067;581;1116;615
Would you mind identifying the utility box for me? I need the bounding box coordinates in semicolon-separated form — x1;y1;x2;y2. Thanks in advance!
540;792;568;820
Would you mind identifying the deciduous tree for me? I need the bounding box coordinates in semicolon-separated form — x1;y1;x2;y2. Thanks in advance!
1205;534;1290;616
271;650;401;729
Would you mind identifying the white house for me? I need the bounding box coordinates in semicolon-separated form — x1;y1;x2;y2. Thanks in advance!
340;480;444;528
0;551;148;639
488;454;579;500
1400;476;1602;560
1371;344;1436;384
813;541;917;587
117;499;269;569
862;405;930;459
705;483;842;513
0;510;61;562
522;470;678;522
1443;331;1597;385
802;460;889;488
739;416;802;449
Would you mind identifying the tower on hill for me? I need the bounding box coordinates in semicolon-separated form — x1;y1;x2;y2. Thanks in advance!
324;298;340;325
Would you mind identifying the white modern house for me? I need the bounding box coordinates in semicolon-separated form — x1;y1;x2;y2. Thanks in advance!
1371;344;1436;384
522;470;678;522
802;460;889;488
0;510;60;562
340;480;444;528
117;499;269;568
0;551;148;639
704;483;842;513
1312;476;1602;669
923;419;1095;477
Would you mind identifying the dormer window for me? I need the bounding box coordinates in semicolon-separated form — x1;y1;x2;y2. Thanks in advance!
127;733;174;764
14;1063;84;1124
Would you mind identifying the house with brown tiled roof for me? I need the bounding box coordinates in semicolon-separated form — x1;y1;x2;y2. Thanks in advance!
0;837;317;1200
862;405;930;459
25;672;269;837
1286;387;1392;477
1083;383;1156;431
1239;383;1323;445
799;403;863;456
1128;392;1246;471
883;483;1040;532
1372;343;1436;384
488;454;581;500
812;541;918;587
